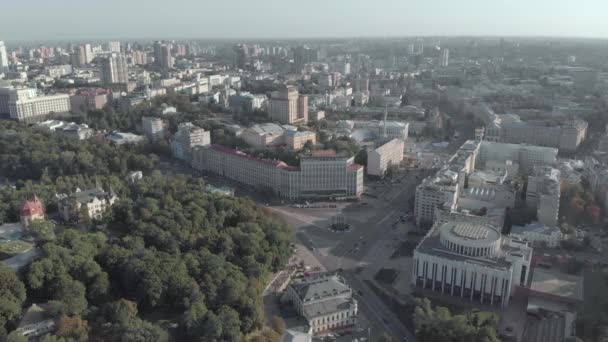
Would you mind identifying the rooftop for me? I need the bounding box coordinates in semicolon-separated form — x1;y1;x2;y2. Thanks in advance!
208;145;300;171
530;268;583;303
416;222;531;269
18;303;53;328
511;222;562;237
302;297;357;319
60;188;116;205
290;274;351;302
441;221;501;243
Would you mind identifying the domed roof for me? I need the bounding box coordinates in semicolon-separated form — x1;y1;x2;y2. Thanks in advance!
440;221;501;248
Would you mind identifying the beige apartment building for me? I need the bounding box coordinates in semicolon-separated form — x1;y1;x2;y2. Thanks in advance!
367;138;405;176
269;85;308;124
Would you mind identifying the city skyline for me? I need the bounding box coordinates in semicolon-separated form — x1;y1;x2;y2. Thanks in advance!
2;0;608;41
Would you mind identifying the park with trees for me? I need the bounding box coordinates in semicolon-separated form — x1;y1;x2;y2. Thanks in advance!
0;121;293;341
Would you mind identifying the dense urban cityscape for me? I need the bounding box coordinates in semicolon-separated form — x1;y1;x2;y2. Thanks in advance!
1;3;608;342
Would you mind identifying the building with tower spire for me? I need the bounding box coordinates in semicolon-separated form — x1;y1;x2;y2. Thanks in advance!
20;194;45;228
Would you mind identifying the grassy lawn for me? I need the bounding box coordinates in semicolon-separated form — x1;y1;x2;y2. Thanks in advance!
0;240;33;257
390;240;418;259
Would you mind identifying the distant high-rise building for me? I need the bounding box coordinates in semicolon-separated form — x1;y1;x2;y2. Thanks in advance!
406;44;415;55
153;41;174;70
107;41;121;53
70;45;87;67
292;46;318;73
131;51;148;65
160;45;173;69
343;62;351;75
234;44;249;69
0;40;8;72
414;39;424;55
100;53;129;85
84;44;94;63
440;48;449;67
269;85;308;124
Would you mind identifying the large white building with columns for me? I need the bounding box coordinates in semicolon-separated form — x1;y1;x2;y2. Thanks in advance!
412;221;532;308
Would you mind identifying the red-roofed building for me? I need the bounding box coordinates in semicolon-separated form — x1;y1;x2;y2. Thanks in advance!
20;194;45;228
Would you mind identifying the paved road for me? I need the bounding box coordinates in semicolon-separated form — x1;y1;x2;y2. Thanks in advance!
277;169;427;341
344;273;417;342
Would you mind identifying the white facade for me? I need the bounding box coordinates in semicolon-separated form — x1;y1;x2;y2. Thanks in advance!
367;139;405;176
347;120;409;140
415;140;556;227
0;86;71;122
286;275;358;335
440;48;449;67
527;166;561;227
0;40;8;72
107;41;121;53
192;147;364;200
484;114;587;153
412;221;532;308
101;53;128;84
34;120;94;140
510;222;563;248
477;141;558;173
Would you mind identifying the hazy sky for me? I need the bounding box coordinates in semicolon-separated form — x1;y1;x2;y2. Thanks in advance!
2;0;608;41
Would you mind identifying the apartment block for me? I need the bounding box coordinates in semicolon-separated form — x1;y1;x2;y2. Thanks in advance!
367;139;405;176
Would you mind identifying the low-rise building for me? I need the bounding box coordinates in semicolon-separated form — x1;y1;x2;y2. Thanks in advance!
69;88;110;113
412;221;532;308
285;274;358;335
15;303;55;339
284;129;316;150
240;123;316;150
367;138;405;176
524;268;583;342
19;194;45;229
57;187;118;222
510;222;563;248
338;120;409;141
34;120;94;140
104;131;145;145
